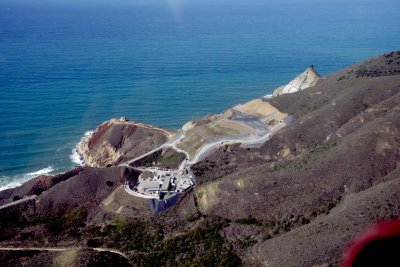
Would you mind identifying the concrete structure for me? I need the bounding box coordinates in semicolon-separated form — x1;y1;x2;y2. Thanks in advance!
177;177;193;192
138;180;160;193
161;176;171;192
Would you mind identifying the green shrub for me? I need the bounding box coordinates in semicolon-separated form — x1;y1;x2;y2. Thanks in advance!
186;212;202;222
104;219;163;251
235;216;261;225
44;205;87;236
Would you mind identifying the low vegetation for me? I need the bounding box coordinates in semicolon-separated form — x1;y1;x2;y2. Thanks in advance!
235;216;261;226
43;205;88;236
129;217;241;267
132;148;186;169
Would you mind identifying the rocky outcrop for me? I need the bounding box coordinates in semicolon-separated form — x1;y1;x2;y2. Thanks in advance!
80;117;174;167
270;65;320;97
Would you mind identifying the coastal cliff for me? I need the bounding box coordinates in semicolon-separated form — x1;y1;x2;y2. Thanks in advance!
271;65;320;97
78;117;174;167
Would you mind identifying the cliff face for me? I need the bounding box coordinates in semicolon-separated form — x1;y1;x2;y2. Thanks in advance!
271;65;320;97
80;118;173;167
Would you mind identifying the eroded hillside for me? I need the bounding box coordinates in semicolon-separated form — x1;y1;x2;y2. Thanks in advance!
79;118;174;167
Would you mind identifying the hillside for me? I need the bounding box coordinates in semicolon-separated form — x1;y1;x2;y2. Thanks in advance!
0;51;399;266
0;249;131;267
79;117;174;167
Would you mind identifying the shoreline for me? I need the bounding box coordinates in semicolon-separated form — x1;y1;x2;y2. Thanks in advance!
70;130;94;167
0;165;56;191
0;64;319;192
0;131;94;192
0;65;308;191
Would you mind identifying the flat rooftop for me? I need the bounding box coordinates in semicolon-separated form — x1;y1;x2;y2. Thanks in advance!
161;176;171;191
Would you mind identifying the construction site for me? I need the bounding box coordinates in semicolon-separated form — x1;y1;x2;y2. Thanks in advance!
177;98;289;159
123;98;293;211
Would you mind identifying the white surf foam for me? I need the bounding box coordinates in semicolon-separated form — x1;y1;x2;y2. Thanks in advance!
263;94;273;99
0;180;23;191
70;130;94;166
0;165;55;191
0;130;94;192
27;166;54;177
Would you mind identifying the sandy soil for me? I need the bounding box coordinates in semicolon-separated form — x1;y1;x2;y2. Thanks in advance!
233;99;285;118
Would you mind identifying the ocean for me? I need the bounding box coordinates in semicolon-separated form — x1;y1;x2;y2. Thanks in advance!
0;0;399;189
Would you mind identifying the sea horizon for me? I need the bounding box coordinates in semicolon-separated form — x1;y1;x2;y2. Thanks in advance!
1;0;400;190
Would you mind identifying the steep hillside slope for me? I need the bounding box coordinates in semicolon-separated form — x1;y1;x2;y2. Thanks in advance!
245;170;400;266
79;118;173;167
190;51;400;265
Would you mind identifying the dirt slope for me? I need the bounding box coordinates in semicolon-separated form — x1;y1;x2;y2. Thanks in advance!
80;118;173;167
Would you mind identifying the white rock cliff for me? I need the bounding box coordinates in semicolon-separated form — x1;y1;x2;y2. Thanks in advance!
270;66;320;97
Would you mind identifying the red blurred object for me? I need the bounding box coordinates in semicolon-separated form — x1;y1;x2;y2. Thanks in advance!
342;219;400;267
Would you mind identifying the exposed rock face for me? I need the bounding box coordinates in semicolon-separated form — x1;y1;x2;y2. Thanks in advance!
271;65;321;97
80;118;173;167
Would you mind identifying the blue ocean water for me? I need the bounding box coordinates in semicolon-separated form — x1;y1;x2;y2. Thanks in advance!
0;1;399;189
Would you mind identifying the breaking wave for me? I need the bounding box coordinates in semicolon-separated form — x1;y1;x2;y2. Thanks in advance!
0;165;55;191
70;130;93;166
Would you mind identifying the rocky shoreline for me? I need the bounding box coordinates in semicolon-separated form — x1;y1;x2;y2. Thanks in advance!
71;131;94;167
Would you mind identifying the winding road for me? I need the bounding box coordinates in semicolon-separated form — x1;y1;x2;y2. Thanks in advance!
119;133;184;167
188;121;287;164
120;121;289;199
120;121;287;169
0;246;128;259
0;195;36;210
